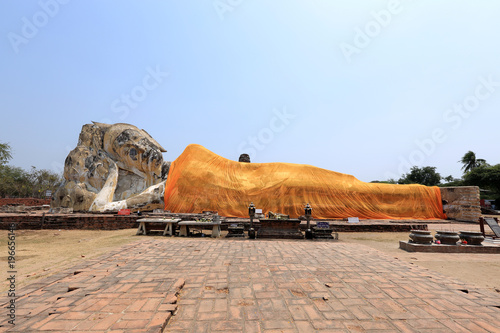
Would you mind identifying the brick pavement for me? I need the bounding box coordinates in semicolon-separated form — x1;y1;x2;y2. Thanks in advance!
1;238;500;332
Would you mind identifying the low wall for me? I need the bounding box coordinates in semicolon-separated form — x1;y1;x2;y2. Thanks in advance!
440;186;481;222
0;198;51;206
0;213;428;232
0;214;139;230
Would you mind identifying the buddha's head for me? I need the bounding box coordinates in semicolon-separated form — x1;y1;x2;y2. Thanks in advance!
96;123;166;186
53;122;168;211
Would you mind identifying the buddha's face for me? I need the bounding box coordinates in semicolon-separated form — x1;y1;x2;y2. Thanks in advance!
64;147;110;188
103;125;165;186
53;181;96;211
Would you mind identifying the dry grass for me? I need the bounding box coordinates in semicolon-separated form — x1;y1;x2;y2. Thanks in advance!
0;229;139;292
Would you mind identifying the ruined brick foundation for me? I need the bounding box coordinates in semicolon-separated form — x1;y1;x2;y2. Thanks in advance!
440;186;481;223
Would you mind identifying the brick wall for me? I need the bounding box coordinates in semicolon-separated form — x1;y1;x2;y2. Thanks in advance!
440;186;481;222
0;198;51;206
0;214;139;230
0;213;428;232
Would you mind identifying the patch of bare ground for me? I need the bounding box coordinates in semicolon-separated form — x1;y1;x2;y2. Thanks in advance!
0;229;139;292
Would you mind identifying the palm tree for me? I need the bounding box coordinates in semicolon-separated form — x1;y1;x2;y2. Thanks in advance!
459;151;486;173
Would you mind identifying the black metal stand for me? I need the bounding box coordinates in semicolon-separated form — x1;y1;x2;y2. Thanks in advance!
248;202;256;239
305;215;313;239
248;217;256;239
305;203;313;239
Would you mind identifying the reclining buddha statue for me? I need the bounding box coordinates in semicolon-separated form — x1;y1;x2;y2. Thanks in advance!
52;122;446;220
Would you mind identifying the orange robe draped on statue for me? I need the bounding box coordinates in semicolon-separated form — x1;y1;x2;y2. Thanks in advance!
164;144;446;219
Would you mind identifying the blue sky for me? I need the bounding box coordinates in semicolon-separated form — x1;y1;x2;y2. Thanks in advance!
1;0;499;182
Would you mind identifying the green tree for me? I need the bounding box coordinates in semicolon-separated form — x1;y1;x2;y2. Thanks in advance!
0;142;63;197
463;164;500;194
443;175;454;182
398;166;441;186
440;175;463;187
459;151;487;173
0;165;30;197
0;166;63;198
371;179;397;184
27;167;63;198
0;142;12;166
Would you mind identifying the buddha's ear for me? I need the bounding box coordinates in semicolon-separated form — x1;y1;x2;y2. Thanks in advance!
91;121;112;131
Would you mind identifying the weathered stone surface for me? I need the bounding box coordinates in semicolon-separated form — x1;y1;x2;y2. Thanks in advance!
52;122;170;212
267;211;289;219
440;186;480;222
53;181;96;212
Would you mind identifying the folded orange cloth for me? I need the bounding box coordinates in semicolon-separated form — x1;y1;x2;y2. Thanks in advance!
165;144;445;219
